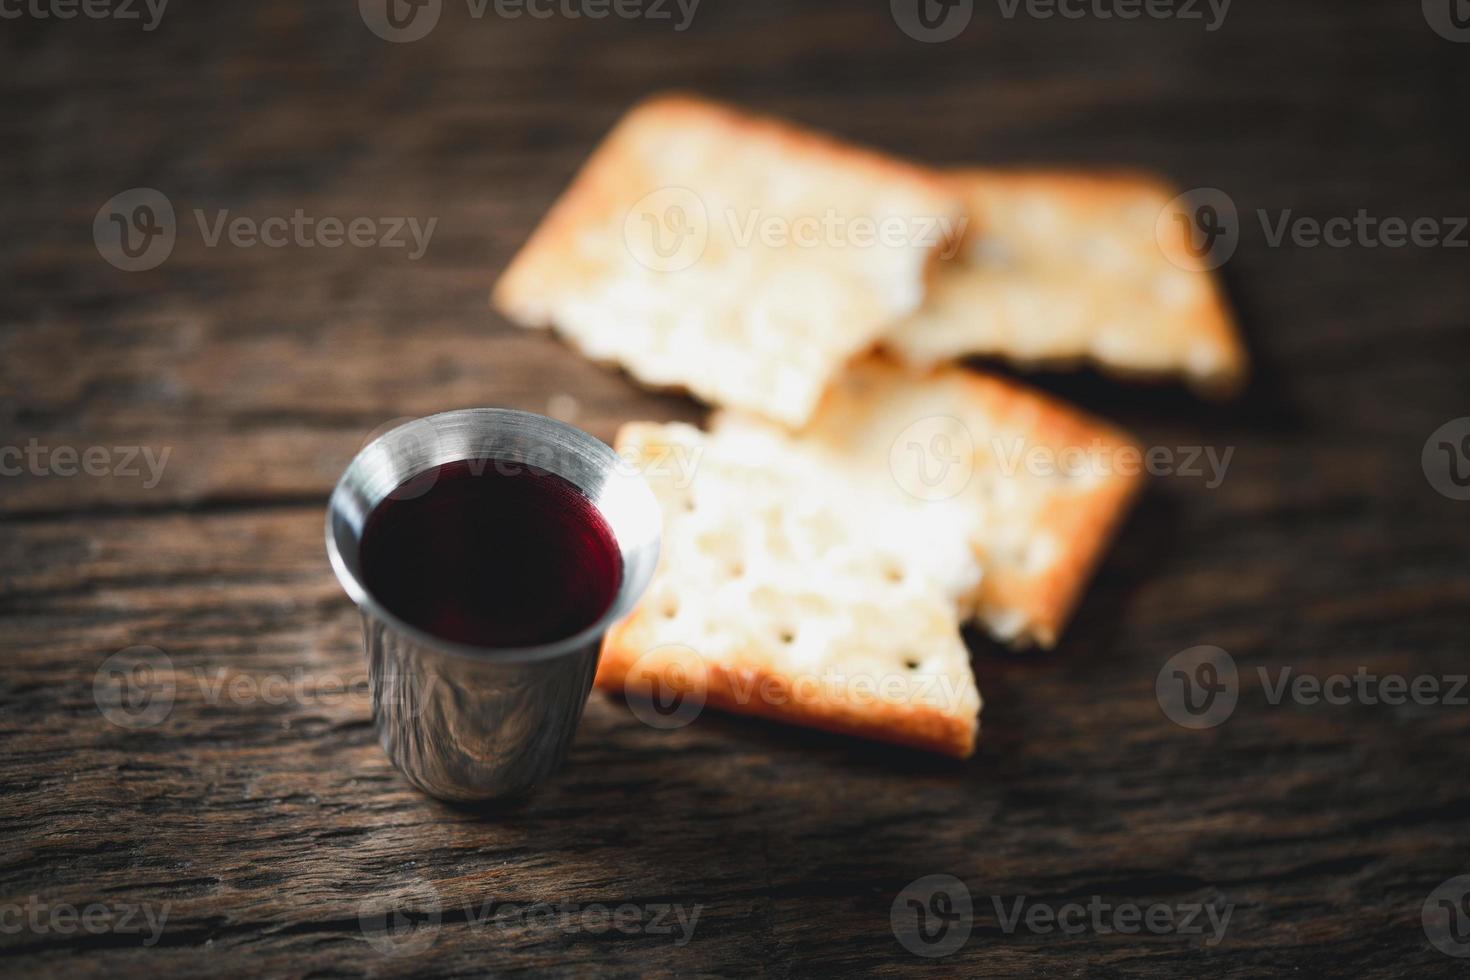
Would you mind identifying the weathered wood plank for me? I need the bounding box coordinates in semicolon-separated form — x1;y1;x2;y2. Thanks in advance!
2;504;1467;974
2;0;1469;974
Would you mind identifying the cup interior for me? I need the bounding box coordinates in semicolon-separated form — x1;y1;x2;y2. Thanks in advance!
325;408;662;661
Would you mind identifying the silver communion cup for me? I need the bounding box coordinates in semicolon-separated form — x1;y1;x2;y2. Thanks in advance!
326;409;661;801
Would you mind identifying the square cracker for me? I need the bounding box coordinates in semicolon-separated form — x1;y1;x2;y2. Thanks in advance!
493;94;964;427
596;418;986;757
595;359;1142;756
881;170;1248;393
765;357;1146;648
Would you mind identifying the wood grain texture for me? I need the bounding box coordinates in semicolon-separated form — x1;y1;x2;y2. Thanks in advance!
2;0;1469;975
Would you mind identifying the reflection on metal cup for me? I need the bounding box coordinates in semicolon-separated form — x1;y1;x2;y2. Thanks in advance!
326;409;661;801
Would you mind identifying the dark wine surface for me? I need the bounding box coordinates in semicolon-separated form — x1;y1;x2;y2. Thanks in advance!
359;459;623;647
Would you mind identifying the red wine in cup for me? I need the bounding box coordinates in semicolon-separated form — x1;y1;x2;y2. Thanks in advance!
359;459;623;648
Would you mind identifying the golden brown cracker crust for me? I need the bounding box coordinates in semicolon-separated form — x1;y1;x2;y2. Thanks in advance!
806;356;1145;648
885;168;1248;394
948;168;1178;211
600;414;980;757
627;94;958;196
493;91;960;324
596;619;978;758
941;363;1144;647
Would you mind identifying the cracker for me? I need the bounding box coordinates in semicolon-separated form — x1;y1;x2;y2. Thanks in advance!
596;420;984;757
492;94;964;427
761;357;1146;648
881;170;1247;393
596;360;1142;754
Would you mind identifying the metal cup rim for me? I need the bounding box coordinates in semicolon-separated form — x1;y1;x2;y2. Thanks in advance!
325;407;661;664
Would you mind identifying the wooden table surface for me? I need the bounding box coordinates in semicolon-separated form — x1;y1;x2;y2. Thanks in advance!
3;0;1469;976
